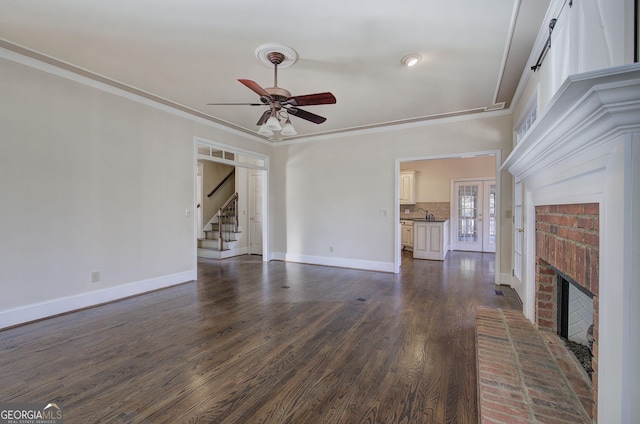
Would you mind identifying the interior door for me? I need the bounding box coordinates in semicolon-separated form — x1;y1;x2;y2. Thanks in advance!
248;171;263;255
196;163;204;239
453;179;495;252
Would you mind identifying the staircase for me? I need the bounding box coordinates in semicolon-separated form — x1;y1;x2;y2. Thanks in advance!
198;193;243;259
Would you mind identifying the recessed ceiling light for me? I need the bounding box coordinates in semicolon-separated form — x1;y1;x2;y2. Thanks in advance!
401;54;421;67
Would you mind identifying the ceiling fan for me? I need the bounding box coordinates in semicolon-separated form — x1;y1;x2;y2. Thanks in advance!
207;48;336;136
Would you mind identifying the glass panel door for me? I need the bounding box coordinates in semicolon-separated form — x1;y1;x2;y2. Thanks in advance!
452;179;496;253
454;182;483;251
483;182;496;253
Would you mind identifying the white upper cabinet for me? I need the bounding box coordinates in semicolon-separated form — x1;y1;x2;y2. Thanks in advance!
399;171;416;205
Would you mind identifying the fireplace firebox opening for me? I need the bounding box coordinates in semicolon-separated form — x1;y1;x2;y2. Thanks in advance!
555;269;594;378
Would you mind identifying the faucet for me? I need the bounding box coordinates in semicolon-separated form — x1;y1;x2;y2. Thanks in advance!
417;208;432;220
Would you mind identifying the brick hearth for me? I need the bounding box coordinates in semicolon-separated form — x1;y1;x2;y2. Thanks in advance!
476;307;592;423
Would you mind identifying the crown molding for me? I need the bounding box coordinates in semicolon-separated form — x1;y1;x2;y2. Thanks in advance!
1;38;513;147
0;39;272;146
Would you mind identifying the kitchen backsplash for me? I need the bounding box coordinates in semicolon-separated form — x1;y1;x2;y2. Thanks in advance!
400;202;451;221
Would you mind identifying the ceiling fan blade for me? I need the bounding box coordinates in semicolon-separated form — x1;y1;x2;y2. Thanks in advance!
287;107;327;124
256;110;271;126
238;79;272;99
285;92;336;106
206;102;264;106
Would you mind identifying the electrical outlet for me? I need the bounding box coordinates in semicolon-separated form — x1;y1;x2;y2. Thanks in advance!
91;271;101;284
379;209;387;217
329;246;334;253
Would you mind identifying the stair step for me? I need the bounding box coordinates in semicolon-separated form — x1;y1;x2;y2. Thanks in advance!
203;231;239;241
198;238;238;250
198;239;219;249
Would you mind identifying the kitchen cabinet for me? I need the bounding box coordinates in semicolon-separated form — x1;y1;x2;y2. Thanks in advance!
413;220;449;261
401;220;414;250
399;171;416;205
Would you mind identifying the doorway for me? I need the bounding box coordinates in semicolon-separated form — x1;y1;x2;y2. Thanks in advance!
395;152;500;276
194;138;269;270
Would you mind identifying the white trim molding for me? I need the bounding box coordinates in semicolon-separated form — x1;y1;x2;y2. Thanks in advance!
284;253;394;274
0;271;195;330
0;41;268;145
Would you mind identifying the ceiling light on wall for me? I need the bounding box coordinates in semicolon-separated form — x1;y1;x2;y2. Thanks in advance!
401;54;422;67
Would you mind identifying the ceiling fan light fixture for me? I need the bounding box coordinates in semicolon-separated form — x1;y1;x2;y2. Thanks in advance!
257;123;274;136
265;115;282;131
401;54;421;67
280;118;297;136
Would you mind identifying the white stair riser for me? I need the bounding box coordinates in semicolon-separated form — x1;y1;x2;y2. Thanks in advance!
198;239;239;250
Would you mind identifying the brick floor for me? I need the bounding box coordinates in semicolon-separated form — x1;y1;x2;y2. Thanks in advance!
476;306;593;424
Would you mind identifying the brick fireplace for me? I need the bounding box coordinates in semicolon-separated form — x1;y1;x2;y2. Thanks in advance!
535;203;599;418
501;64;640;422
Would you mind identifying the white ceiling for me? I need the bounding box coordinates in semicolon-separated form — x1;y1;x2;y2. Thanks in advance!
0;0;550;141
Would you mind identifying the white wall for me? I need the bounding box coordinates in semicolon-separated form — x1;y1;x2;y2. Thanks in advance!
271;114;513;274
0;54;271;328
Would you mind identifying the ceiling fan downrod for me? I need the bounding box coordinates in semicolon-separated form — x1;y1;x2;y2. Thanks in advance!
267;52;285;88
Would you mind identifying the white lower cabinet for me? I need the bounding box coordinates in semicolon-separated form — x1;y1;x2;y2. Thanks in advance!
401;220;414;250
413;220;449;261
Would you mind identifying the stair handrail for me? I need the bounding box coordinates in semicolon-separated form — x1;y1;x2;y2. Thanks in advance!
207;169;235;198
216;193;239;251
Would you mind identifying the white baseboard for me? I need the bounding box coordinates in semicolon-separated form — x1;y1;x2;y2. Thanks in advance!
0;270;195;330
499;272;513;286
270;251;286;261
284;253;394;273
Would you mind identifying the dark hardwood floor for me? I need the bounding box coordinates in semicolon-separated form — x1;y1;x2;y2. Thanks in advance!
0;251;521;423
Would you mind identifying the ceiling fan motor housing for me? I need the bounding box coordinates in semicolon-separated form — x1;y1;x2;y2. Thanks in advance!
265;87;291;103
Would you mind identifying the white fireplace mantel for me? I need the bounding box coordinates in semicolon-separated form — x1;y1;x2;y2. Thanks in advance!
501;63;640;424
502;63;640;181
